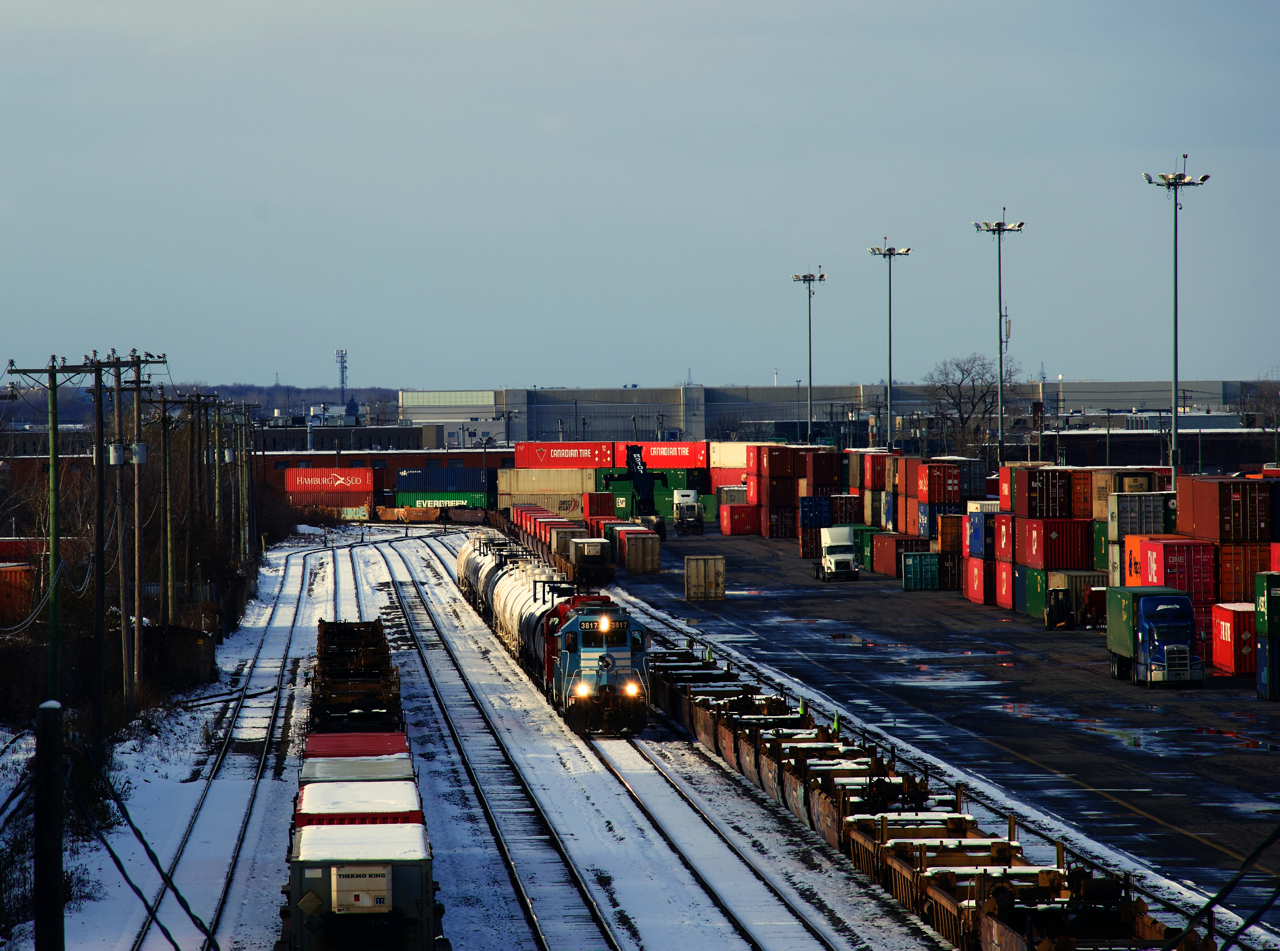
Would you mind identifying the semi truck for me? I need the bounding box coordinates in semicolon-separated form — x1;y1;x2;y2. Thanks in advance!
813;526;860;582
671;489;705;536
1106;586;1205;685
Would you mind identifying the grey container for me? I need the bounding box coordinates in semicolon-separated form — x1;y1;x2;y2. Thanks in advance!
1107;492;1174;543
289;823;438;950
299;754;416;786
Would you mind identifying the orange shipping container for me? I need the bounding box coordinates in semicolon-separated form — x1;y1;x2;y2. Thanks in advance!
1123;534;1182;587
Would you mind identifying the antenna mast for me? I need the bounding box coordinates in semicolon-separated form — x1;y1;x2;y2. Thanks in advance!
336;349;348;404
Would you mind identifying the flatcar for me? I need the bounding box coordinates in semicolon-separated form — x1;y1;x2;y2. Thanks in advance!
457;531;649;734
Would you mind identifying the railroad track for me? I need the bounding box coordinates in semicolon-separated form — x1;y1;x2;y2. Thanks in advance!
367;539;623;951
130;545;320;951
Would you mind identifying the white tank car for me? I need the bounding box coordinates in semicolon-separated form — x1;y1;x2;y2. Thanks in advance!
491;561;569;664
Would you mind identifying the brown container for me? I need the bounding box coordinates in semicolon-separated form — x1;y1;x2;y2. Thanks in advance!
804;451;841;488
799;527;821;559
1071;471;1094;519
938;552;962;590
903;457;922;497
1190;478;1272;542
747;475;795;507
935;514;963;553
830;493;861;525
1176;475;1197;535
1014;468;1072;518
760;505;797;539
1218;543;1272;602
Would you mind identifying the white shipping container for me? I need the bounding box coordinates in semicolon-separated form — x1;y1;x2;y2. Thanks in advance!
685;555;726;601
498;492;584;518
709;441;769;469
966;500;1001;513
498;468;596;495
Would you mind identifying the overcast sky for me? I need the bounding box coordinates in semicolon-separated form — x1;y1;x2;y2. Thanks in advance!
2;2;1277;392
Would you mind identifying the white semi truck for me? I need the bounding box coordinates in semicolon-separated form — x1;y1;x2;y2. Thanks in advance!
813;526;859;581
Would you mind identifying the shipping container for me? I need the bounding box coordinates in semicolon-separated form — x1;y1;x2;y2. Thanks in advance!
830;494;861;525
500;468;597;495
1025;568;1049;621
515;441;613;469
885;457;899;495
0;564;33;625
286;468;375;494
863;490;882;527
1185;478;1272;542
760;505;797;539
614;441;708;469
595;467;704;492
902;458;922;497
1018;518;1092;571
904;497;920;537
685;555;726;601
396;491;487;509
1093;520;1109;571
929;456;986;500
863;453;888;491
710;442;766;470
1013;564;1028;615
917;463;961;504
882;492;895;531
965;557;997;605
967;512;996;560
967;500;1001;513
395;467;493;493
1107;492;1175;543
935;514;964;553
901;552;940;591
1071;470;1095;519
1139;538;1215;602
919;502;962;540
996;561;1015;610
747;445;795;477
582;492;615;518
799;497;832;529
803;451;842;487
710;467;749;491
1014;467;1072;519
871;533;929;577
1047;570;1109;627
1259;572;1280;637
1108;542;1122;587
1123;534;1182;587
799;527;821;559
1217;543;1272;602
746;475;794;507
994;514;1015;564
1259;633;1280;701
1212;603;1256;674
845;450;865;488
497;492;584;517
938;552;962;590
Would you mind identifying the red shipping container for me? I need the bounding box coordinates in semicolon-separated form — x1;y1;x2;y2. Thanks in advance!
965;557;997;605
286;468;375;494
799;527;821;559
994;514;1016;564
289;491;375;512
1217;543;1272;602
872;534;929;577
803;452;842;488
917;464;961;504
710;467;749;490
905;497;920;537
305;733;410;758
515;441;613;469
903;458;922;497
996;561;1015;609
582;492;614;518
613;441;708;469
830;493;861;525
720;504;759;535
1189;478;1272;542
1071;471;1094;519
1018;518;1091;571
1139;538;1216;602
1211;603;1256;674
863;453;888;491
759;505;796;539
747;475;795;507
747;445;795;477
999;467;1015;512
295;782;423;828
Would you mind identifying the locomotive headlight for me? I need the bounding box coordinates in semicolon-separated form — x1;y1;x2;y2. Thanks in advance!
575;682;591;698
600;616;611;633
624;682;639;697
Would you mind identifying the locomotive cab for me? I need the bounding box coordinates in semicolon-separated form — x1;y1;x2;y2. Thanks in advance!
548;600;649;734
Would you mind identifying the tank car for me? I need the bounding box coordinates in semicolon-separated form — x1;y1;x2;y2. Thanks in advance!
457;532;649;734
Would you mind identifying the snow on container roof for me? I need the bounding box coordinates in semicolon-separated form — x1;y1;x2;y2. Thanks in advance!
305;732;410;758
295;823;431;863
300;754;414;784
298;781;421;816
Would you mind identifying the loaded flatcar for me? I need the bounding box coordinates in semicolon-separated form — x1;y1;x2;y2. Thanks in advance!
458;531;649;734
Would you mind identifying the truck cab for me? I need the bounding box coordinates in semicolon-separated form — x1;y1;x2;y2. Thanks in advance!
1106;587;1205;685
815;526;860;582
671;489;705;536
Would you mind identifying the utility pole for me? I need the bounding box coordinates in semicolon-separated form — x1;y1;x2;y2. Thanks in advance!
161;387;175;625
973;213;1025;467
791;269;826;443
869;241;911;449
132;355;145;693
215;402;224;547
46;360;61;702
35;700;64;951
90;357;106;759
112;357;132;713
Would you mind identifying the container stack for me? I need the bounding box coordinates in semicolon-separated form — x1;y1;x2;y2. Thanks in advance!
286;467;379;520
395;465;495;510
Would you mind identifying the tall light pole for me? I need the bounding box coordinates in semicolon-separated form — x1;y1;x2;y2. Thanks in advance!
973;211;1024;466
1144;156;1209;471
868;241;911;449
792;269;826;443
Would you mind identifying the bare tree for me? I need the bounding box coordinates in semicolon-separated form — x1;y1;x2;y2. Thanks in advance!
1239;379;1280;465
924;352;1022;452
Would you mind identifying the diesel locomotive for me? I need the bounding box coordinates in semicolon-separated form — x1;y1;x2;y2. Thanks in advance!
457;530;650;734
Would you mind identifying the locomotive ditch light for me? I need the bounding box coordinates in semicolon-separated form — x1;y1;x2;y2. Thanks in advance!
576;682;591;698
624;682;639;697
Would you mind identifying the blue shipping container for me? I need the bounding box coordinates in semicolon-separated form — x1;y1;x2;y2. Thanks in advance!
1013;564;1028;615
967;512;995;559
1259;635;1280;702
799;497;832;529
918;502;962;540
883;493;895;530
396;467;494;493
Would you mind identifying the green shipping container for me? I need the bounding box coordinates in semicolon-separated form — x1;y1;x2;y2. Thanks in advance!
1025;568;1048;621
902;552;941;591
595;468;705;492
700;494;718;522
1092;520;1108;571
859;530;886;570
397;490;488;509
1258;572;1280;637
612;494;633;519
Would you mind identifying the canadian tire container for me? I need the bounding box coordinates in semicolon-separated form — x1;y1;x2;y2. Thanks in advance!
1189;478;1272;542
994;514;1015;564
1139;537;1215;603
685;555;726;601
1212;603;1256;674
872;534;929;578
901;552;940;591
996;561;1015;610
720;504;760;536
966;557;997;605
1217;543;1272;602
1258;572;1280;636
1018;518;1092;571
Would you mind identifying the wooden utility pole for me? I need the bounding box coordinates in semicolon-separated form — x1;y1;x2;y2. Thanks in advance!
34;700;64;951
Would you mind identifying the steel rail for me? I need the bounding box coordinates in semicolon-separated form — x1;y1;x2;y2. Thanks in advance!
371;539;623;951
131;546;316;951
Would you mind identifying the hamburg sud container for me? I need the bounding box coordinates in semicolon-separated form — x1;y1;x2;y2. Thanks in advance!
994;514;1015;563
872;534;928;578
1139;538;1215;602
287;468;375;495
966;557;997;605
1217;543;1272;602
1018;519;1091;571
1212;603;1256;675
289;823;435;951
